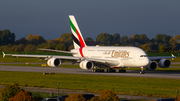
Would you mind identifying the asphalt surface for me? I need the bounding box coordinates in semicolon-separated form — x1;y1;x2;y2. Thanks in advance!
0;65;180;79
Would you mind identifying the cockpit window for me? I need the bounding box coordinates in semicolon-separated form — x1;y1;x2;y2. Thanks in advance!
140;55;147;57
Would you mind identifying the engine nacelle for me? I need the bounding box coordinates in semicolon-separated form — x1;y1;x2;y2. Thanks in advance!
79;60;94;70
146;61;157;70
158;59;171;68
47;58;61;67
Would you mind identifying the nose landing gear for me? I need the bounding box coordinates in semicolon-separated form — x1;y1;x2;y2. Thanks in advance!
140;67;145;74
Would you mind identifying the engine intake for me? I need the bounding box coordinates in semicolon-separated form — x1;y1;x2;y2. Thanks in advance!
158;59;171;68
79;60;94;70
47;58;61;67
146;61;157;70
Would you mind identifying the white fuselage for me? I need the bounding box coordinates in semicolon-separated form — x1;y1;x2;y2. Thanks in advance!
71;46;149;68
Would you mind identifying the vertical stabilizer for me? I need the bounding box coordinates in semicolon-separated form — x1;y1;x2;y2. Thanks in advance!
69;15;86;49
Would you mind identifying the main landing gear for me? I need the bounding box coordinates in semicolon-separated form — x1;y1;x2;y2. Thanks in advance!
140;67;145;74
92;67;126;73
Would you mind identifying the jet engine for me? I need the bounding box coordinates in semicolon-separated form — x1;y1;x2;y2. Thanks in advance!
79;60;94;70
146;61;157;70
158;59;171;68
47;58;61;67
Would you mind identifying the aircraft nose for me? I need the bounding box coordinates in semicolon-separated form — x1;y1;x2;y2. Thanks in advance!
143;57;149;66
139;57;149;66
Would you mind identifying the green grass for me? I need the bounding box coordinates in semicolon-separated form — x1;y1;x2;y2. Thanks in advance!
0;71;179;98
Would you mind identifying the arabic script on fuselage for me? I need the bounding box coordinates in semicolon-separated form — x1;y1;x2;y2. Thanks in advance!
103;50;130;58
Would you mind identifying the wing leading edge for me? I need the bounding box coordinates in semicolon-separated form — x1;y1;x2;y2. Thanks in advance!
148;54;176;61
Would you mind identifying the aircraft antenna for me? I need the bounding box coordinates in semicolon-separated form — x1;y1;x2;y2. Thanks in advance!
173;31;176;38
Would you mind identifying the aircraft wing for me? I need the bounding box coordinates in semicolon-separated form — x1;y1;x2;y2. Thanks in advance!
3;52;119;67
148;54;176;61
2;52;81;61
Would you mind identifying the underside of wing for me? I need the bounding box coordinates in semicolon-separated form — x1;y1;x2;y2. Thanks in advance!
38;48;76;54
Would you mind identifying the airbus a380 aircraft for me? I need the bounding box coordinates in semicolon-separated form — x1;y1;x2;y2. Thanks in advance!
3;15;176;74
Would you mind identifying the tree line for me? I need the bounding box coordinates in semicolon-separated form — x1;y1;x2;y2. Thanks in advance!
0;29;180;53
0;84;120;101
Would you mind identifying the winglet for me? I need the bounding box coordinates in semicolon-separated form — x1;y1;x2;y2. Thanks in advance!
2;52;5;58
2;52;13;58
171;54;176;60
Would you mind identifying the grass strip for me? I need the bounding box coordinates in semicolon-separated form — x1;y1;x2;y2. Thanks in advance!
0;71;179;98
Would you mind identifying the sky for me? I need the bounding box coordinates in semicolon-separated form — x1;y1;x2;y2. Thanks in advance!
1;0;180;40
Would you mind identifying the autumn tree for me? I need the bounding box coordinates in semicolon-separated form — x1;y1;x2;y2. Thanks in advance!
89;96;100;101
96;33;113;45
169;37;177;52
15;37;28;45
176;95;180;101
61;33;73;50
175;35;180;43
139;34;149;44
120;36;128;46
112;33;120;45
26;34;34;41
65;93;86;101
30;35;46;45
26;34;46;45
9;90;34;101
85;37;94;46
0;84;23;101
155;34;163;43
141;43;151;52
98;89;119;101
162;35;171;44
24;44;37;52
55;43;66;50
68;45;74;51
53;38;63;44
157;43;165;53
129;35;134;46
11;44;25;52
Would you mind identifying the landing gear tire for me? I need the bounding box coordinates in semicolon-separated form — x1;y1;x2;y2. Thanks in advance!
140;71;145;74
99;69;104;72
119;68;126;73
92;67;117;73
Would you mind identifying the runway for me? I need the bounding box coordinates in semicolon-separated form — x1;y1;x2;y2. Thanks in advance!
0;65;180;79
